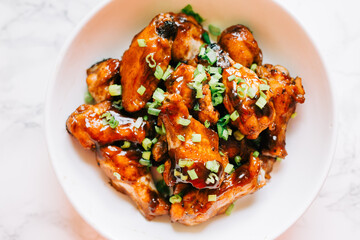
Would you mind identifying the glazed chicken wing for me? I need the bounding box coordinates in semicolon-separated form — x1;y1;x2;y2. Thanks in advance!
86;58;121;103
218;24;262;68
170;153;267;225
120;13;176;112
197;84;220;125
222;66;275;139
159;94;228;189
66;101;147;149
165;63;196;109
98;145;169;219
256;64;305;158
172;13;204;64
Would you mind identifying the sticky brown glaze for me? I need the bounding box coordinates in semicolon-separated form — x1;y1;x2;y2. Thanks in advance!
159;94;228;189
256;64;305;158
66;101;147;149
222;66;276;139
170;153;267;225
98;145;169;220
197;84;220;125
218;24;262;68
165;63;196;109
220;137;253;162
152;135;168;162
86;58;121;103
120;13;176;112
172;13;205;64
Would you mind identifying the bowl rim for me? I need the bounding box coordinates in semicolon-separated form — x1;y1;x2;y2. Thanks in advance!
44;0;337;239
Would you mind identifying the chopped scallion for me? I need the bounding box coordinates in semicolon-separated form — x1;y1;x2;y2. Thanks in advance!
234;130;245;141
142;138;152;150
234;156;242;165
148;108;161;116
137;85;146;95
253;151;260;158
108;84;122;96
206;160;220;173
230;110;239;121
233;63;242;69
178;159;194;168
208;194;217;202
153;88;165;102
224;163;234;174
250;63;257;72
228;75;236;81
256;96;267;109
187;169;198;180
247;87;256;98
162;66;173;80
225;203;234;215
191;133;201;143
259;84;270;91
121;141;131;149
177;117;191;126
142;151;151;160
204;120;210;128
181;4;204;23
139;158;151;166
202;32;211;44
84;90;94;104
177;135;185;142
206;49;217;65
276;157;283;162
152;137;158;144
137;39;147;47
209;24;221;36
291;112;297;118
157;164;165;174
134;117;143;128
169;194;182;204
154;65;164;79
145;53;156;68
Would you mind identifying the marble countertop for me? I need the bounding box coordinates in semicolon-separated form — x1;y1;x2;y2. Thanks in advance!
0;0;359;239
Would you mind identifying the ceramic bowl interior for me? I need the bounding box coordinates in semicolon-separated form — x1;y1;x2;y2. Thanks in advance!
45;0;335;239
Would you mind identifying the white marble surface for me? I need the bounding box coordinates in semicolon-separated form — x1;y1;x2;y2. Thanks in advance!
0;0;359;239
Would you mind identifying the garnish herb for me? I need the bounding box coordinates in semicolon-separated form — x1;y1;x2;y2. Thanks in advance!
181;4;204;23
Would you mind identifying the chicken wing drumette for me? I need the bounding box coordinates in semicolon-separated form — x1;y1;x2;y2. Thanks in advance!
256;64;305;158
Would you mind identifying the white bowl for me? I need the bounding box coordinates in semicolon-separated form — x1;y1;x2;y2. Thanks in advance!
45;0;336;239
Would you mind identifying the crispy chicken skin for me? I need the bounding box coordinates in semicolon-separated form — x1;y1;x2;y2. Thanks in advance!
256;64;305;158
222;66;276;139
197;84;220;125
98;145;169;219
170;153;267;225
66;101;147;149
159;94;228;189
218;24;262;68
172;13;204;63
86;58;121;103
120;13;176;112
165;63;196;109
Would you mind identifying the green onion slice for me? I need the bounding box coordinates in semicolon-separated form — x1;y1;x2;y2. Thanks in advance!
230;110;239;121
178;159;194;168
177;135;185;142
134;117;143;128
250;63;257;72
204;120;210;128
157;164;165;174
234;130;245;141
142;151;151;160
177;117;191;126
169;194;182;204
148;108;161;116
154;65;164;79
142;138;152;150
139;158;151;166
233;63;242;69
137;85;146;95
224;163;234;174
145;53;156;68
259;84;270;91
121;141;131;149
191;133;201;143
253;151;260;158
208;194;217;202
206;160;220;173
225;203;234;215
187;169;198;180
137;39;147;47
255;96;267;109
162;66;173;80
108;84;122;96
153;88;165;102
